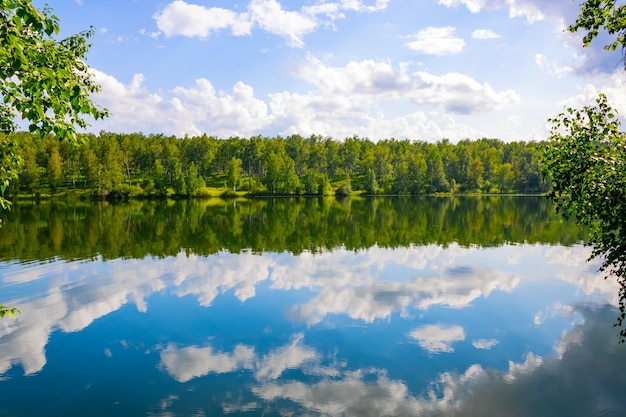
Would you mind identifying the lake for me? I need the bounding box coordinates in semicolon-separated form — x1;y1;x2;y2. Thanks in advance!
0;196;625;417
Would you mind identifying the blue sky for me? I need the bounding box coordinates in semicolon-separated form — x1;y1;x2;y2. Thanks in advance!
33;0;626;142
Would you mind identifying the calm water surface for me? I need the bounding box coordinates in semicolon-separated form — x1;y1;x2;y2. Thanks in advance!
0;197;624;417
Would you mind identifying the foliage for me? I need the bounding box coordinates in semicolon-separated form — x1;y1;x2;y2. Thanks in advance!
0;0;107;136
5;132;550;198
0;304;19;318
569;0;626;63
335;177;352;196
227;157;242;192
543;94;626;340
547;0;626;341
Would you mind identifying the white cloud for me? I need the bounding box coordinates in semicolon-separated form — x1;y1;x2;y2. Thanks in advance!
471;29;500;39
409;324;466;353
339;0;390;12
153;0;390;47
90;69;167;131
504;352;542;382
91;71;273;137
534;301;573;326
436;0;545;23
406;27;465;56
248;0;318;47
289;56;519;114
154;0;252;39
171;79;274;138
558;70;626;120
89;57;517;140
535;53;573;77
472;338;499;349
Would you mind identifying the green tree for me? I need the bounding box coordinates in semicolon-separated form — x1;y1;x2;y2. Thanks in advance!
0;0;106;210
16;133;39;194
227;157;242;192
543;94;626;340
185;162;205;197
47;146;63;192
544;0;626;340
364;168;378;195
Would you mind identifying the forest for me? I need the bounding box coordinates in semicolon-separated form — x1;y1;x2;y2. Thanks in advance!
4;131;550;199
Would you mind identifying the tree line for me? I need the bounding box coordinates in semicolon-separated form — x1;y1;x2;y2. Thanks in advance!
4;131;550;199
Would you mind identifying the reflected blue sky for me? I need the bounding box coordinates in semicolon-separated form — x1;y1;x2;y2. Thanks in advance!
0;243;624;416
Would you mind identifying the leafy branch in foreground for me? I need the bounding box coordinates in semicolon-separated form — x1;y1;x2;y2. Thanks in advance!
0;0;108;211
542;94;626;341
0;305;19;318
568;0;626;64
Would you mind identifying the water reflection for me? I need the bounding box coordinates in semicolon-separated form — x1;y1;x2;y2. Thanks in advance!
0;198;623;416
1;244;614;378
156;306;626;417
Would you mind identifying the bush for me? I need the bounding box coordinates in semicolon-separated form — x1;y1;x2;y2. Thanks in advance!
220;189;238;198
335;180;352;196
193;187;214;198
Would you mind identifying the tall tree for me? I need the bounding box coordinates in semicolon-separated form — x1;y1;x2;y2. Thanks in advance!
46;146;63;193
227;157;242;192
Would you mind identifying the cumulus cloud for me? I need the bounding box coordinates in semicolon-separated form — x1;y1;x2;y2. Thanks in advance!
171;79;274;138
287;56;519;114
153;0;390;47
90;69;166;129
154;1;252;38
471;29;500;39
472;338;499;349
533;301;574;326
91;71;273;138
90;56;517;140
254;370;442;417
407;26;466;56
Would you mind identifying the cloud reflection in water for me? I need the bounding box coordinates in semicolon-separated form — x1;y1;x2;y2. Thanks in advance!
0;242;622;417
